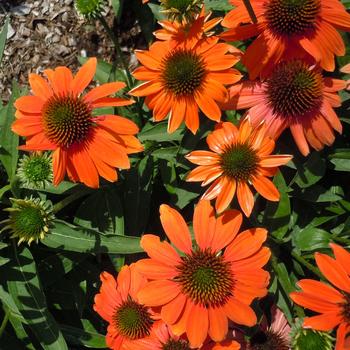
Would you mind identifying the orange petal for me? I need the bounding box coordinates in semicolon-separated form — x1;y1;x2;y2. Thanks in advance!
52;148;67;186
15;95;44;113
236;181;254;217
208;307;228;342
259;155;293;167
159;205;192;254
71;57;97;96
225;228;267;262
186;303;209;348
117;265;131;301
161;293;187;325
211;209;242;252
29;73;53;100
137;280;181;306
136;259;178;279
84;82;126;102
129;81;163;97
252;175;280;201
195;92;221;122
224;298;257;326
185;150;220;165
303;312;342;331
315;253;350;293
290;122;310;156
96;115;139;135
330;243;350;276
297;279;344;303
193;200;216;250
215;177;237;214
140;234;181;266
53;67;74;95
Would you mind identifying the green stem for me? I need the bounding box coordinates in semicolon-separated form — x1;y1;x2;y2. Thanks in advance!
98;15;133;88
291;251;324;279
0;309;10;338
53;188;92;214
242;0;258;24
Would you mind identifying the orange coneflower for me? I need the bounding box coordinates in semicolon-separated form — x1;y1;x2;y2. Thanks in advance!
290;243;350;350
129;37;242;134
221;0;350;78
222;60;346;156
12;58;143;188
185;119;292;216
93;264;158;350
136;200;271;348
154;8;222;46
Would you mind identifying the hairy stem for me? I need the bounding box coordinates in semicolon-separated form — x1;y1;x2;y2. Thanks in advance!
242;0;258;24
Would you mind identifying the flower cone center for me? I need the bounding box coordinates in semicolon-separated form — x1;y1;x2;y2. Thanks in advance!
220;143;259;181
162;49;206;96
175;249;234;308
113;298;153;340
42;95;92;147
265;0;321;35
266;60;323;118
250;330;289;350
163;339;190;350
12;206;46;240
24;156;51;182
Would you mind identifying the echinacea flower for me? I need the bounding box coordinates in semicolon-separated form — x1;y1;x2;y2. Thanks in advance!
136;200;271;348
247;306;291;350
154;8;222;46
129;37;241;134
221;0;350;78
290;243;350;350
222;60;346;156
17;152;53;189
291;318;334;350
1;197;54;245
93;265;157;350
12;58;143;188
185;119;292;216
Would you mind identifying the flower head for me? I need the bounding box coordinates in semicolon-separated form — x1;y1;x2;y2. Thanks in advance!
160;0;203;22
248;306;291;350
223;60;346;156
17;152;53;189
154;8;222;46
1;197;54;245
12;58;143;188
290;243;350;350
75;0;106;19
221;0;350;78
93;264;157;349
130;38;241;134
291;318;333;350
136;201;271;348
185;119;292;216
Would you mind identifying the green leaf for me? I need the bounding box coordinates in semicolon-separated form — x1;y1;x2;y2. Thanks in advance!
123;156;154;235
8;314;36;350
0;285;25;322
6;244;68;350
139;121;185;142
293;152;326;188
74;186;124;235
204;0;233;11
152;146;179;161
0;81;20;181
0;17;9;66
328;149;350;171
263;172;291;239
111;0;122;18
60;320;106;348
42;220;142;254
293;227;331;252
147;3;166;20
295;185;343;202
